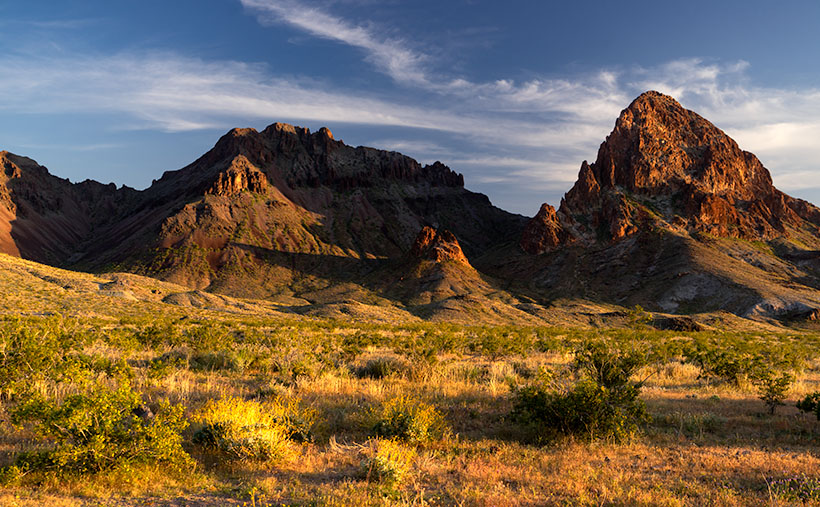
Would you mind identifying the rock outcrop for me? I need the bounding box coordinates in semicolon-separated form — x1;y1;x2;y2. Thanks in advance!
523;91;820;250
206;155;268;196
411;226;469;264
520;203;570;254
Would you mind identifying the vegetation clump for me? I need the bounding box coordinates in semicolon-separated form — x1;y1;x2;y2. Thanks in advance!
192;396;314;463
511;342;650;441
751;370;794;414
372;396;447;444
797;392;820;420
354;357;409;379
7;385;191;475
360;438;416;485
769;474;820;502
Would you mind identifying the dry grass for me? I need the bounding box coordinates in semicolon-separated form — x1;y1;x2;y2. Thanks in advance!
1;256;820;504
2;350;820;505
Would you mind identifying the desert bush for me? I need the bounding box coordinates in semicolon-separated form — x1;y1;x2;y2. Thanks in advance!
372;396;447;444
135;322;181;348
0;321;90;396
192;396;314;462
395;333;439;367
683;338;806;387
511;343;650;442
468;327;531;359
750;370;793;414
360;438;415;485
796;392;820;420
7;385;191;475
190;350;247;372
572;341;648;388
147;353;187;380
184;324;234;351
264;351;328;384
65;353;134;381
626;305;653;328
354;357;409;379
684;344;762;385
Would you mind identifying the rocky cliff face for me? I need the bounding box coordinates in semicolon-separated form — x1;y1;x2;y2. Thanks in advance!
0;123;524;299
411;226;469;264
506;91;820;320
522;91;820;253
0;151;129;263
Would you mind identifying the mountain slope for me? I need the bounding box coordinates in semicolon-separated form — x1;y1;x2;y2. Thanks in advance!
0;125;525;303
514;91;820;320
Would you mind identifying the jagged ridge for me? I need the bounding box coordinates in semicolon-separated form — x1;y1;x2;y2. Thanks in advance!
522;91;820;253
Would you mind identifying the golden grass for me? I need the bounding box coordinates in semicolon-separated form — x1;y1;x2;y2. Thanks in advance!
3;351;820;505
0;285;818;507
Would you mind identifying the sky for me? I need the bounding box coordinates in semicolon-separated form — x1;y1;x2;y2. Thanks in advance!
3;1;820;216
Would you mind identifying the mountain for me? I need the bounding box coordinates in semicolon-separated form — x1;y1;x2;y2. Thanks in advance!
0;151;133;264
0;125;525;306
5;92;820;325
513;91;820;320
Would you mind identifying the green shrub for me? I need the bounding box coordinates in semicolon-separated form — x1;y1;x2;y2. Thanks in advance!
147;353;187;380
192;396;314;462
0;322;90;396
395;333;439;367
184;324;234;351
372;396;447;444
360;438;415;485
751;370;793;414
355;357;408;379
7;385;191;475
796;392;820;420
684;343;760;385
190;350;247;372
572;341;648;388
511;343;650;442
512;378;649;442
136;323;181;348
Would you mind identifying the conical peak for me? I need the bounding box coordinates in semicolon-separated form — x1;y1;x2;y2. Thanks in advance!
610;90;697;138
527;91;802;249
625;90;684;114
589;90;775;200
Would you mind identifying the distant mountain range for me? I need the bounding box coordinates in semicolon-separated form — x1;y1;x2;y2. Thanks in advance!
4;91;820;325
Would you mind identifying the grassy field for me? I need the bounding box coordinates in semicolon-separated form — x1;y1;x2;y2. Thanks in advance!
0;311;818;506
0;255;819;505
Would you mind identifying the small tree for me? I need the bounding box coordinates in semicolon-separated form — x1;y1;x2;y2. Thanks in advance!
751;370;793;415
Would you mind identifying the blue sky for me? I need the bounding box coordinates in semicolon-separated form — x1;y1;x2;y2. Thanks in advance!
3;1;820;215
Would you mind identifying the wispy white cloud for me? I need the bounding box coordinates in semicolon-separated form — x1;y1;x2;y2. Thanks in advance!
4;1;820;214
240;0;430;87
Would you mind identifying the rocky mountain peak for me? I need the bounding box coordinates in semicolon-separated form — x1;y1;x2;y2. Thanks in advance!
520;203;569;255
411;226;469;264
206;155;268;196
523;91;820;251
592;90;773;199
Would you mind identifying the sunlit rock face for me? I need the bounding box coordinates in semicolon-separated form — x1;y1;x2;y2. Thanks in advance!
522;91;820;251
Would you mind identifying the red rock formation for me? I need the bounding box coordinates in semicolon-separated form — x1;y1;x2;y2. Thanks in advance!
520;203;569;254
523;91;820;251
411;226;469;264
207;156;268;196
